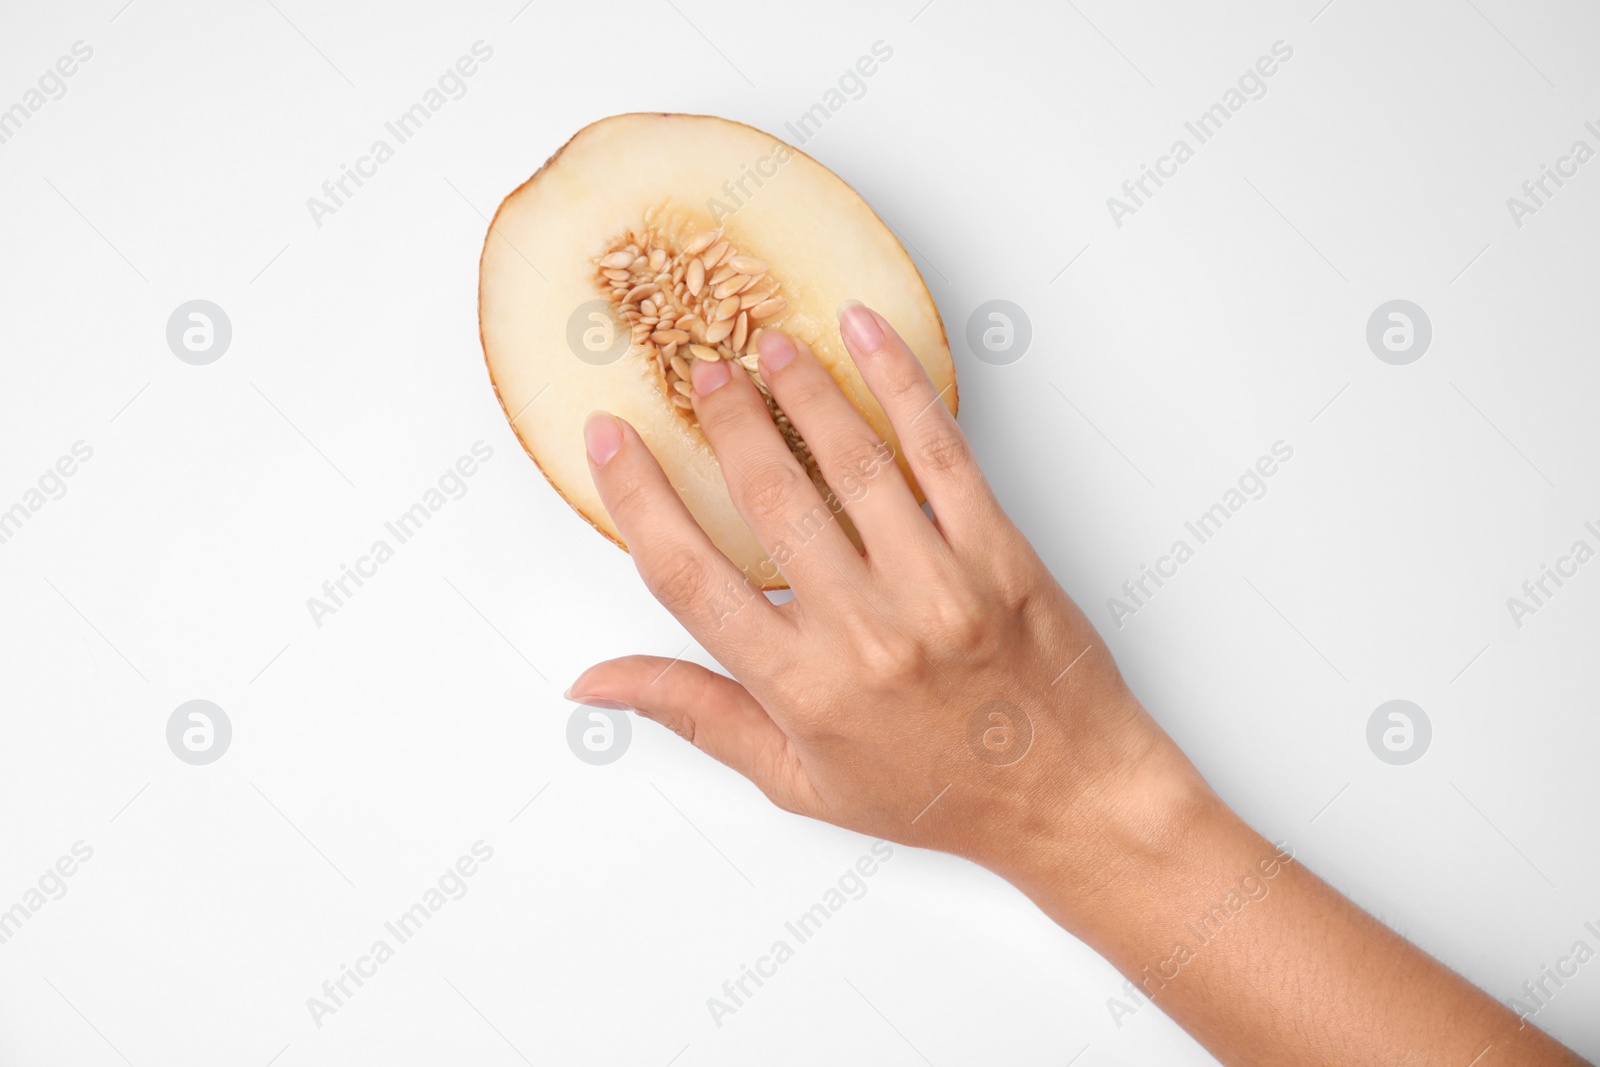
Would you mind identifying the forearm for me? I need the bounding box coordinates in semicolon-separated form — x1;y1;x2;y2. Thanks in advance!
1001;752;1587;1067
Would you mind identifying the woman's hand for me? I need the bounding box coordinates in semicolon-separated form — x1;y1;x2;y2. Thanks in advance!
565;302;1587;1067
566;301;1203;889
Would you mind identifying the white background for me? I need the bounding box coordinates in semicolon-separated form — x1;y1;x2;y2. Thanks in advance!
2;0;1598;1063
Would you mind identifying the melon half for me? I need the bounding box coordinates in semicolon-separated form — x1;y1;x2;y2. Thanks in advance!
479;113;956;588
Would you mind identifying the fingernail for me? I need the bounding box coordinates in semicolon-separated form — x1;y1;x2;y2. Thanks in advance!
838;299;884;353
583;412;623;466
692;356;731;396
570;697;633;711
758;330;796;374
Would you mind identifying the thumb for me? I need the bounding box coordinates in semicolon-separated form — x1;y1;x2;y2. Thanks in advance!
566;655;805;804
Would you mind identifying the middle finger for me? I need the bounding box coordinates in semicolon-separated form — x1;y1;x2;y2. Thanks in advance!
755;330;946;568
689;356;867;596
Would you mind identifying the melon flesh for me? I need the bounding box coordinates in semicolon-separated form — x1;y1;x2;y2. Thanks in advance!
479;112;956;587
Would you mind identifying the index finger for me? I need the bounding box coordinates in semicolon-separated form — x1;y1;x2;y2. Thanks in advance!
584;412;791;675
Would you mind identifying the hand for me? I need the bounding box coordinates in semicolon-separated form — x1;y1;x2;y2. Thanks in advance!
567;301;1202;886
566;302;1588;1067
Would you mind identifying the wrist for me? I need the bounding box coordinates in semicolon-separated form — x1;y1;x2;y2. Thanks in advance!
989;716;1240;936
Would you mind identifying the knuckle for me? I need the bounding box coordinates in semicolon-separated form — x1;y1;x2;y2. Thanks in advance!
605;475;653;520
992;556;1045;614
970;525;1050;612
853;629;928;688
642;551;712;610
780;373;833;413
740;462;804;524
926;587;992;656
823;435;893;501
882;363;926;404
917;429;972;475
657;711;697;746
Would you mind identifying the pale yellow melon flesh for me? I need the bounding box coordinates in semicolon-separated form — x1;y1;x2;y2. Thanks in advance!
479;112;956;588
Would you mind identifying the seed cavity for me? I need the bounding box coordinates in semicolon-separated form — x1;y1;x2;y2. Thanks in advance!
594;223;811;474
